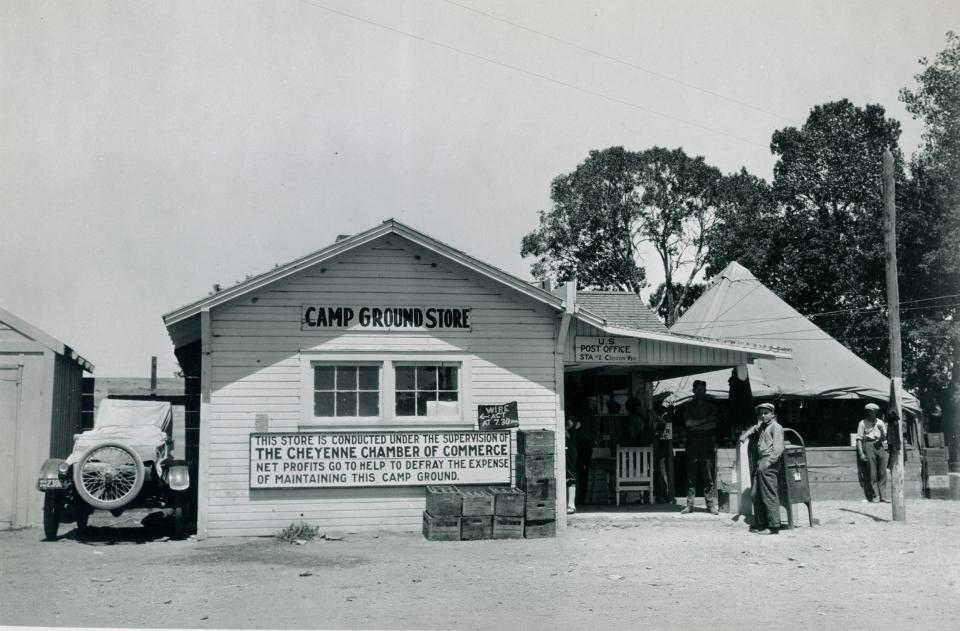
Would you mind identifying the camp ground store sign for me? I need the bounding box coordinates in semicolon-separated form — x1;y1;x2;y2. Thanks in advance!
302;305;472;331
250;431;510;489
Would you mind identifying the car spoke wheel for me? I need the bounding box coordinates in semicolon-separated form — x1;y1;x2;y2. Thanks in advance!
72;442;145;510
43;492;61;541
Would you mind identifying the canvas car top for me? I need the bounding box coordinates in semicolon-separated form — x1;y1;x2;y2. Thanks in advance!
66;399;172;465
95;399;172;430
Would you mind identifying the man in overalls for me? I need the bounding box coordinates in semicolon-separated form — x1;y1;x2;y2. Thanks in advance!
741;402;785;534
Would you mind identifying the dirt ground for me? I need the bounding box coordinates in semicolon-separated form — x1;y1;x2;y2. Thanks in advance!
1;499;959;631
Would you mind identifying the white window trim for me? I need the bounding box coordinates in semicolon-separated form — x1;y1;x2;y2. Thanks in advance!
299;352;472;430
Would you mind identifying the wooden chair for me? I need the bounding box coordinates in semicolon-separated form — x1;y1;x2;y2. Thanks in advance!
615;446;653;506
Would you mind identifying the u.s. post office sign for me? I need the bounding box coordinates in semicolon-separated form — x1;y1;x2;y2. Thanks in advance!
574;336;640;363
302;305;471;331
249;431;510;489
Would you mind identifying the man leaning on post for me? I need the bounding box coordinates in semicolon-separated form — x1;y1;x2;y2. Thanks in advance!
741;402;784;535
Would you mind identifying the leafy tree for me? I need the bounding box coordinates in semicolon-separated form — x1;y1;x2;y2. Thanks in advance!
521;147;647;293
899;32;960;452
521;146;725;324
648;281;706;322
707;99;903;372
703;169;780;280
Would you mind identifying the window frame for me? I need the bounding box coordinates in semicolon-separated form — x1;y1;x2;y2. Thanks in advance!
310;362;383;420
300;353;471;429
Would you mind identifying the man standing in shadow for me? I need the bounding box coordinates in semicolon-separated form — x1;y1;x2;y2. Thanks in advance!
681;380;719;515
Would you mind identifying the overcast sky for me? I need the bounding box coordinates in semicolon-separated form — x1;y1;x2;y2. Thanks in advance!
1;0;957;377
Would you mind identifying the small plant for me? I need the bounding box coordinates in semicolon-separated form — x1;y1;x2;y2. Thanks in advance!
275;521;320;543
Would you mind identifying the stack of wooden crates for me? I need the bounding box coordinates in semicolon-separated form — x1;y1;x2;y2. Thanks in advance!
422;485;526;541
922;432;951;499
516;429;558;538
421;429;560;540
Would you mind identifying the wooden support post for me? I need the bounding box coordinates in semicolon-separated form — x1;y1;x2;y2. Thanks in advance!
150;356;157;395
883;149;906;522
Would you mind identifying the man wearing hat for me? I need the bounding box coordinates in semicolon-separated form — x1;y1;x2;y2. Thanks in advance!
740;402;784;534
856;402;888;503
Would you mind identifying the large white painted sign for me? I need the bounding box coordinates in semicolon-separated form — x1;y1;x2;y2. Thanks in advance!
249;431;510;489
301;305;472;331
574;336;640;363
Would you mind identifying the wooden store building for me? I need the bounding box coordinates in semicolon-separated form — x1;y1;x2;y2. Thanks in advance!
163;220;786;538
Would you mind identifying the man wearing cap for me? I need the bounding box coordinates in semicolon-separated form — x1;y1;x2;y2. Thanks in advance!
856;403;888;503
681;380;720;514
741;402;784;534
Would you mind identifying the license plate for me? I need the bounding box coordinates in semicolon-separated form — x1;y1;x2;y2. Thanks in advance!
38;478;66;490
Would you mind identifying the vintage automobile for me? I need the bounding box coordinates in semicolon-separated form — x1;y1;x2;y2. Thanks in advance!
37;399;191;540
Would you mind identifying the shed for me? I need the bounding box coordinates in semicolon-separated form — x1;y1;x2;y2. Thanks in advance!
1;306;93;529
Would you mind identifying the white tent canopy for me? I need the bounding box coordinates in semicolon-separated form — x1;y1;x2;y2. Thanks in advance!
655;262;920;413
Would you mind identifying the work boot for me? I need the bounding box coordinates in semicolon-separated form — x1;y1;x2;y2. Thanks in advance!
708;505;720;515
680;505;693;514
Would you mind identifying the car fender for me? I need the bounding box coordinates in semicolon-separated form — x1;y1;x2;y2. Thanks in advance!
168;461;190;491
37;458;68;491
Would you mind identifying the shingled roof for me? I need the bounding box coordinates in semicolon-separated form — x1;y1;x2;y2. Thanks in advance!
575;291;666;331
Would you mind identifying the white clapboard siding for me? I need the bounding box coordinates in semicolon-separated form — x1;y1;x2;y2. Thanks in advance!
203;237;559;536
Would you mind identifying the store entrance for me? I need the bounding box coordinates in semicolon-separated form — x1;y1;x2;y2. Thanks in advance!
564;371;679;513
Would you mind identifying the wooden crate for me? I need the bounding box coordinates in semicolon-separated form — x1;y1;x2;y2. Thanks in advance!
517;476;556;500
459;487;495;516
927;487;953;500
460;516;492;541
488;486;525;516
524;519;557;539
492;515;524;539
923;447;948;462
924;433;945;448
517;455;555;481
927;474;951;490
525;498;556;521
924;460;950;476
422;511;461;541
426;485;463;516
517;430;555;455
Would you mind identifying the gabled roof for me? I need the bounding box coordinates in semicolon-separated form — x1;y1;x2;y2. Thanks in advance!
162;220;790;370
162;219;564;329
0;305;94;372
655;262;920;411
575;291;666;331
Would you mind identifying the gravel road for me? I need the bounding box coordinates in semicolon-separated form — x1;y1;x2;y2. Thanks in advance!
2;500;958;630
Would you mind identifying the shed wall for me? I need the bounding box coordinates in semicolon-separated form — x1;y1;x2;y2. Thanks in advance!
0;346;51;529
203;239;561;537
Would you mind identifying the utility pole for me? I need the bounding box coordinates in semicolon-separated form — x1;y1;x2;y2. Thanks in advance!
883;149;906;522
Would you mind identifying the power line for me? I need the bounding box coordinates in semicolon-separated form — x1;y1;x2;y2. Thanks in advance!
442;0;797;124
295;0;770;148
669;295;960;331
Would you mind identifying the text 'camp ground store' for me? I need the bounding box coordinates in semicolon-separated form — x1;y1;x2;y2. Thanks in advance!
163;220;785;538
